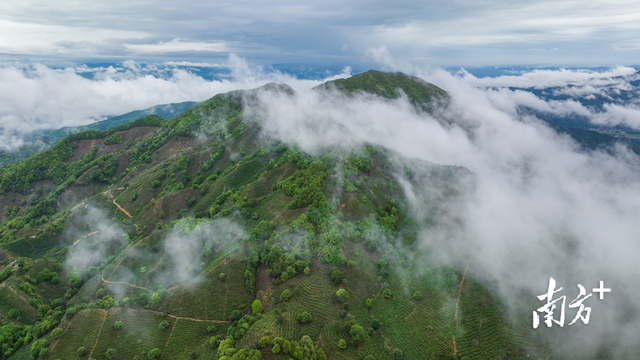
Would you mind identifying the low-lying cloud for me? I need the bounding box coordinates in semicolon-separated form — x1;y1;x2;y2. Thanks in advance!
246;65;640;357
0;55;350;150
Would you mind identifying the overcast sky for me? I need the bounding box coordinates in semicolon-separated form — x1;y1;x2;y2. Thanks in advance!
1;0;640;67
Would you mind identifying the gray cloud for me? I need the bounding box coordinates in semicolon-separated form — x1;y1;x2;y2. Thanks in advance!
2;0;640;65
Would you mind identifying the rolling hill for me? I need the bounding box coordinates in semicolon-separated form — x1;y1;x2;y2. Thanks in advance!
0;70;632;360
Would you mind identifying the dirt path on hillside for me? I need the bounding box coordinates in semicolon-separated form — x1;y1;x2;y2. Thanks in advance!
8;286;30;306
147;310;230;323
163;318;179;357
113;199;132;218
49;316;77;354
452;258;470;356
104;241;140;281
89;309;107;358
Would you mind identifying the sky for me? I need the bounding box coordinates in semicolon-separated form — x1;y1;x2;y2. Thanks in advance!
1;0;640;67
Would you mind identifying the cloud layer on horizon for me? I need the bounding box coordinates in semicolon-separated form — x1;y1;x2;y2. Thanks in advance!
0;57;351;150
1;0;640;66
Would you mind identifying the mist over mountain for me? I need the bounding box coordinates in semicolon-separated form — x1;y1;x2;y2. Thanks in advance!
0;63;639;360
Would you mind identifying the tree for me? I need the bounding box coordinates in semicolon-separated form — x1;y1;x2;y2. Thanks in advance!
105;348;117;359
8;308;20;319
336;289;349;302
258;336;271;348
349;324;367;345
114;321;123;329
272;343;281;354
393;349;403;359
371;318;381;330
412;291;423;301
229;310;243;321
148;348;161;359
330;269;344;285
252;299;263;314
304;266;311;275
365;298;372;308
297;311;312;324
280;289;293;302
317;348;327;360
69;272;82;289
158;320;170;330
338;339;347;349
104;132;123;145
52;327;63;339
77;346;89;357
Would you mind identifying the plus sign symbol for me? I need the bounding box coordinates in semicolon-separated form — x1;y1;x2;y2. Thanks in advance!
593;281;611;300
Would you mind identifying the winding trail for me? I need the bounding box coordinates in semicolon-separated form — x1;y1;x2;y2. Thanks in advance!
405;306;418;320
163;318;179;357
89;309;107;358
113;199;132;218
452;258;470;356
147;310;229;323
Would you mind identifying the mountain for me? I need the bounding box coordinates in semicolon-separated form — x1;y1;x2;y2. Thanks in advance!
0;101;198;168
0;71;631;360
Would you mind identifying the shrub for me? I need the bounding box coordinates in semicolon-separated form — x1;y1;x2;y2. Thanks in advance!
148;348;161;359
412;291;423;301
393;349;403;359
8;308;19;319
304;266;311;275
77;346;89;357
105;348;117;359
219;272;226;281
336;289;349;302
158;320;170;330
349;324;367;345
272;343;281;353
330;269;344;285
252;299;262;314
365;298;372;308
279;289;293;302
371;318;381;330
338;339;347;349
158;211;165;218
297;311;312;324
52;327;63;339
347;260;355;267
258;336;271;348
151;180;161;188
229;310;243;321
114;321;123;329
104;132;122;145
65;306;77;318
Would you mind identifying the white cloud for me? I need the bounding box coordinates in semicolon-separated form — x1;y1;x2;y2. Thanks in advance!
459;66;639;89
246;63;640;355
0;56;350;150
592;103;640;129
124;39;228;53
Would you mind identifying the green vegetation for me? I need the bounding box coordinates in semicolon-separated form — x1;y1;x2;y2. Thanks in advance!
0;71;554;360
104;132;123;145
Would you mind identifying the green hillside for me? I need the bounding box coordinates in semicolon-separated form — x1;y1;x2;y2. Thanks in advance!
0;102;198;168
0;71;615;360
